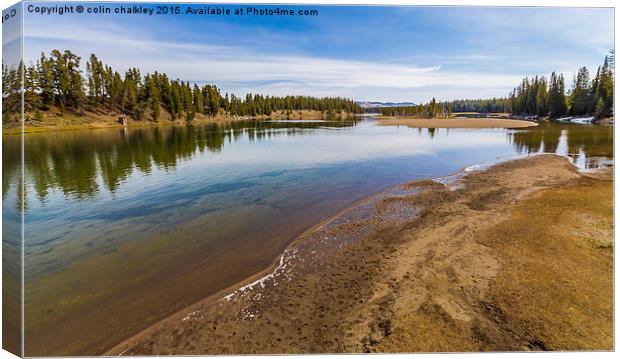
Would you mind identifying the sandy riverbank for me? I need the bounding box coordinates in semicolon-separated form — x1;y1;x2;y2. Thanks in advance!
377;116;538;128
107;154;612;354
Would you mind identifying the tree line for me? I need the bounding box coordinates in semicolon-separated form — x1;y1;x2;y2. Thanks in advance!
2;49;361;125
449;98;511;113
377;52;613;120
510;54;613;119
379;97;452;118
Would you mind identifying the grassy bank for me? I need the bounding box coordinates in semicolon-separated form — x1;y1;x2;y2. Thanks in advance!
376;161;612;351
2;108;356;135
481;173;612;349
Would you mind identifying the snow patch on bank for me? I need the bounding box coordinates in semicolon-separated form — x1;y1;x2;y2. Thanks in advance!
557;116;595;124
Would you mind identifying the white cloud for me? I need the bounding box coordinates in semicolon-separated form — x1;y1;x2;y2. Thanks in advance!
20;20;539;102
2;3;24;68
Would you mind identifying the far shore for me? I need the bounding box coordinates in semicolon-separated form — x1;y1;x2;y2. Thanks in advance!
2;109;355;135
107;154;612;355
376;116;538;129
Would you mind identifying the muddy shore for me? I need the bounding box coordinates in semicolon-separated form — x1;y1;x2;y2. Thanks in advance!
107;154;613;354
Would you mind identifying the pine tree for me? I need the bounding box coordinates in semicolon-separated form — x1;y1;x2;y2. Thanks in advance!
569;67;592;116
24;63;42;114
193;84;204;115
50;50;70;111
38;53;55;107
169;81;182;120
593;53;614;119
548;72;567;118
535;77;548;116
87;54;104;105
145;74;161;121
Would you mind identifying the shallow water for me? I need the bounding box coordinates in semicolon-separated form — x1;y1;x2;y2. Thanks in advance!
1;118;613;355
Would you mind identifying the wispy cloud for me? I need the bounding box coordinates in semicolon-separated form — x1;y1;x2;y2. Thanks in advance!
23;21;524;102
2;3;23;67
21;5;613;102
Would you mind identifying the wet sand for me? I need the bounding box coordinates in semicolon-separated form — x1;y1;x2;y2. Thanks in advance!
377;117;538;128
107;154;612;354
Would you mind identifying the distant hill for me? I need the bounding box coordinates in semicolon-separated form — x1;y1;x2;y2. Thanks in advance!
356;101;416;109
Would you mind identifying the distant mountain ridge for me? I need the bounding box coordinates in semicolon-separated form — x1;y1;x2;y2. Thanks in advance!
356;101;416;109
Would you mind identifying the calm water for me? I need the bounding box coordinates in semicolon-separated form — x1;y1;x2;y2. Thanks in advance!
2;118;613;355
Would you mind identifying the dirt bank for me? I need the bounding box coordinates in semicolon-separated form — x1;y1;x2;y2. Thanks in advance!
3;109;354;134
377;117;538;128
107;154;612;354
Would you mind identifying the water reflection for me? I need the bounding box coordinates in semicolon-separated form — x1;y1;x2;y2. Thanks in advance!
2;120;614;216
3;120;359;211
507;122;613;171
5;121;613;214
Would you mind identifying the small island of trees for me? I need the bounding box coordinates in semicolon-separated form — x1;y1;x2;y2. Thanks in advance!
379;97;453;118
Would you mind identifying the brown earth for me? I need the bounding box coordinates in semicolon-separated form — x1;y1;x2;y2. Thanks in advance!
107;155;612;355
3;107;354;134
377;117;538;128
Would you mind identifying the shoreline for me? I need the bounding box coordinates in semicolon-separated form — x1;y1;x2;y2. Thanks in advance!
106;153;612;355
376;116;538;129
2;110;357;135
105;162;443;354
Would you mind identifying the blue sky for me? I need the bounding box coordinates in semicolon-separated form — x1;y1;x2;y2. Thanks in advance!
6;2;616;102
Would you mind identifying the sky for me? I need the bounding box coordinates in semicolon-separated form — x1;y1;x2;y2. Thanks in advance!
4;1;615;102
